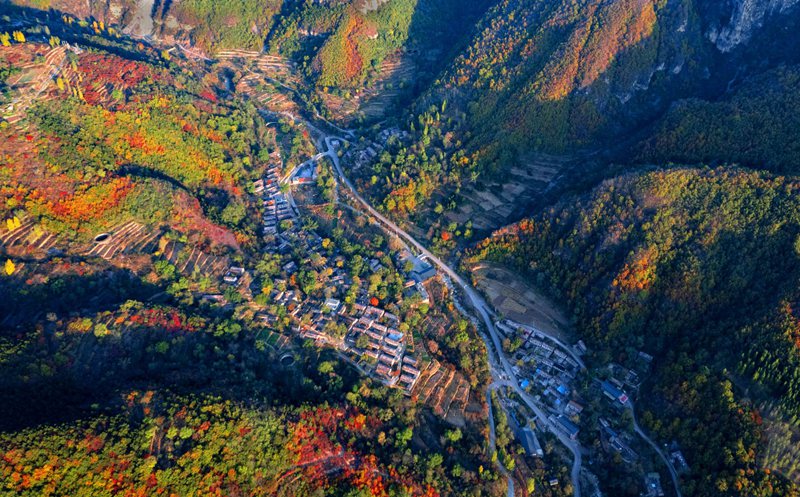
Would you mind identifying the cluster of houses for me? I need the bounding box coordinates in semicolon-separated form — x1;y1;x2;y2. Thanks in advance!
346;127;409;171
344;303;421;392
498;321;581;411
241;153;440;397
250;214;427;394
253;165;294;236
599;417;639;463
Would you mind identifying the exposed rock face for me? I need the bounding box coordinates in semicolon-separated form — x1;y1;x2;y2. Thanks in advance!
355;0;391;13
121;0;155;39
708;0;800;51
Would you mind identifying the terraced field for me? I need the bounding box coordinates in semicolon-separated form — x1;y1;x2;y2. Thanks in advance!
444;154;574;233
224;51;301;115
2;44;71;124
86;221;163;261
414;359;473;426
0;216;59;256
160;240;230;277
320;51;416;123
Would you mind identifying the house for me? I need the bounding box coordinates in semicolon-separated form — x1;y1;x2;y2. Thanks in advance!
601;380;629;405
201;294;226;304
520;427;544;457
401;363;420;376
670;449;689;472
565;400;584;417
554;415;580;440
410;264;437;283
415;283;430;304
375;363;392;377
324;297;341;313
253;179;265;194
368;258;383;272
291;161;318;185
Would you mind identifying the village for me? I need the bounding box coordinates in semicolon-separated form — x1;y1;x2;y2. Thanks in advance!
194;147;449;397
490;316;689;497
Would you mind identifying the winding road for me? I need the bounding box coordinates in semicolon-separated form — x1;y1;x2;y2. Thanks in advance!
630;403;683;497
317;135;584;497
256;73;684;497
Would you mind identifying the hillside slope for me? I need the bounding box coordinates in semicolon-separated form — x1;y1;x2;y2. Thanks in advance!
468;167;800;495
436;0;800;159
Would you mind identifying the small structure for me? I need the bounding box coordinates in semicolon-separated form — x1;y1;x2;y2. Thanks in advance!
643;472;665;497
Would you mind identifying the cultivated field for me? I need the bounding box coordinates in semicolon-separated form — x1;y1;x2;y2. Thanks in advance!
471;262;571;342
444;153;574;234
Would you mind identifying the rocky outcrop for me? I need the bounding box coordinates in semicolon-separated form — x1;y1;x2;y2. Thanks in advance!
707;0;800;51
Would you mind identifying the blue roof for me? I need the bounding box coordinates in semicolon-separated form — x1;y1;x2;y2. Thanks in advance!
556;384;569;395
556;415;579;436
520;379;530;388
601;380;624;399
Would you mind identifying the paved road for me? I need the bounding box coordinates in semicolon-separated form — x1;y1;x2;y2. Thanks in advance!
629;403;683;497
487;386;515;497
319;136;583;497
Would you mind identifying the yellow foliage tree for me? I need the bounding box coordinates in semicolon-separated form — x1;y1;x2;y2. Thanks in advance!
5;217;20;231
4;259;15;276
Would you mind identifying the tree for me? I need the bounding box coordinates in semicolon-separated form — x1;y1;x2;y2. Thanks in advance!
4;259;15;275
444;428;462;443
221;201;247;226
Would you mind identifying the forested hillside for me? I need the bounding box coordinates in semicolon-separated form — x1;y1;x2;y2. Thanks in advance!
0;36;269;248
637;65;800;173
347;0;800;229
467;167;800;495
